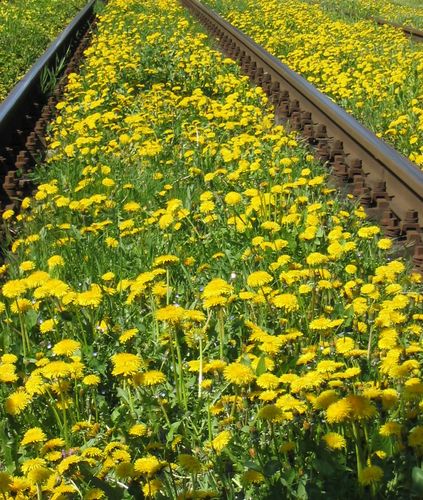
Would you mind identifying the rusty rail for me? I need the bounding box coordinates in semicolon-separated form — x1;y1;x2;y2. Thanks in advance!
373;17;423;43
181;0;423;271
0;0;98;212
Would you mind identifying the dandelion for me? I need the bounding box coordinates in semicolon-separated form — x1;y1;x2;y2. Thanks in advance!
272;293;299;312
111;353;142;377
52;339;81;356
119;328;139;343
155;305;185;323
241;469;264;485
177;454;202;473
358;465;383;486
211;430;231;454
335;337;354;354
139;370;166;386
134;456;163;476
247;271;272;288
326;398;352;423
83;374;100;386
48;255;65;268
40;319;56;334
224;191;242;205
258;404;283;421
0;471;11;493
202;278;234;297
2;279;27;298
5;390;31;415
224;363;255;385
129;424;147;437
379;422;402;437
153;254;179;267
21;427;46;446
346;395;376;421
377;238;393;250
142;479;163;498
256;373;280;389
313;390;339;410
408;426;423;449
323;432;346;450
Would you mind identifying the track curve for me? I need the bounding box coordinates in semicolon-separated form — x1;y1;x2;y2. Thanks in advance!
181;0;423;271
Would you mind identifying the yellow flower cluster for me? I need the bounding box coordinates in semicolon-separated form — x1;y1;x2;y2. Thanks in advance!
0;0;421;498
0;0;87;100
208;0;423;167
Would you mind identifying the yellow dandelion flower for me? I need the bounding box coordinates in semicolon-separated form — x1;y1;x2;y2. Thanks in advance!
155;305;185;323
0;471;11;493
377;239;393;250
40;319;56;334
57;455;82;474
1;353;17;364
101;272;115;282
211;430;231;454
6;389;31;415
346;395;376;421
408;426;423;449
272;293;299;312
258;404;283;421
241;469;264;485
52;339;80;357
223;363;255;385
358;465;383;486
119;328;139;343
129;424;147;437
75;284;102;308
10;298;32;314
335;337;354;354
139;370;166;386
2;279;27;298
153;254;179;267
323;432;346;450
111;353;142;377
313;390;339;410
142;478;163;498
247;271;272;288
224;191;242;205
21;427;46;446
256;373;280;390
177;454;202;474
134;456;163;476
83;374;100;386
379;422;402;437
47;255;65;268
326;398;352;424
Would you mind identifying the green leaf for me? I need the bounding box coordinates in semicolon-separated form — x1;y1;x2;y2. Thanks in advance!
412;467;423;495
166;420;181;444
242;460;262;472
0;422;15;473
314;458;334;476
255;354;267;376
297;481;308;500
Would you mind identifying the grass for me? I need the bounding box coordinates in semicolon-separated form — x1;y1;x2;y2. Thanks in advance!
0;0;421;498
0;0;88;101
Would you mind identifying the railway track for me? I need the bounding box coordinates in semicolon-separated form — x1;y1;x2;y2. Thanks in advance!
181;0;423;272
373;17;423;43
0;0;98;213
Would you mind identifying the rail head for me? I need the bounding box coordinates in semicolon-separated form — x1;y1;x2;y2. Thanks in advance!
373;17;423;43
0;0;97;145
182;0;423;232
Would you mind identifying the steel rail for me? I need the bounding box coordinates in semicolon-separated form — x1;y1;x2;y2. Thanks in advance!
373;17;423;43
182;0;423;269
0;0;96;144
0;0;98;212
